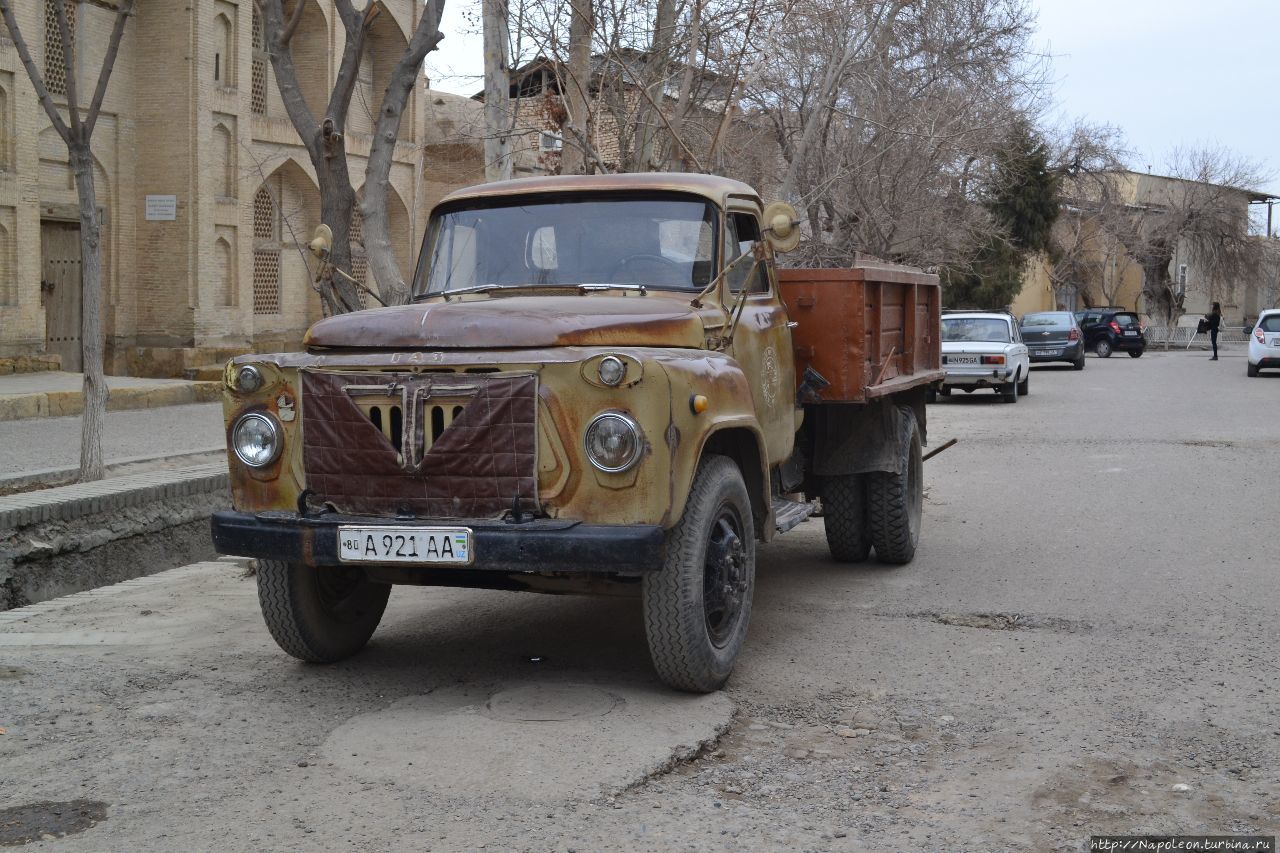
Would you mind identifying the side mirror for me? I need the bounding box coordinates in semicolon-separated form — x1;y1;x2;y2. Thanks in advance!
308;224;333;259
762;201;801;253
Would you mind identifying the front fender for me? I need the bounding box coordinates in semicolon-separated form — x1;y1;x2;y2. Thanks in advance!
652;352;769;532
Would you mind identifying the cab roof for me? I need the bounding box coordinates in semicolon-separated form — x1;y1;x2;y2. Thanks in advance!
437;173;762;211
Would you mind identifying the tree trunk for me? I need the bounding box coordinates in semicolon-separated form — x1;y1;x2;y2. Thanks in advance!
560;0;593;175
69;146;107;481
482;0;512;182
634;0;676;172
362;0;446;304
314;140;361;313
664;0;700;171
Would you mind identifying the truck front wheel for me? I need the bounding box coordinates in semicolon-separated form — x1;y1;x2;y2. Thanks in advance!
866;407;923;564
643;454;755;693
822;474;871;563
256;560;391;663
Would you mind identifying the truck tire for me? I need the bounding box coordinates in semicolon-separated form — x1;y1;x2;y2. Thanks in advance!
257;560;390;663
866;407;923;565
643;454;755;693
822;474;871;563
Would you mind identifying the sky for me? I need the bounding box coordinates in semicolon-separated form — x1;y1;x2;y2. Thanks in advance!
424;0;1280;195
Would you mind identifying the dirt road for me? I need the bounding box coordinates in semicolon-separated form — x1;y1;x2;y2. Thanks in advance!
2;349;1276;851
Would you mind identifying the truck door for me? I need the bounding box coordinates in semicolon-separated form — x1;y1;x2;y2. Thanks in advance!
724;206;795;465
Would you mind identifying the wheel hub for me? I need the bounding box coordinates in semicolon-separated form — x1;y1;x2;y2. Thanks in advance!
704;510;747;646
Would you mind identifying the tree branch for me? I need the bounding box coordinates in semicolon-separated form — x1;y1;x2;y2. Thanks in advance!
84;0;136;138
53;0;83;138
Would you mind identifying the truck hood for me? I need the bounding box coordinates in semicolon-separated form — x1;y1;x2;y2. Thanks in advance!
303;295;708;350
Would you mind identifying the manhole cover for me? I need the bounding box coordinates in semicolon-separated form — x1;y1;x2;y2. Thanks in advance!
485;685;620;722
0;801;107;846
0;667;28;680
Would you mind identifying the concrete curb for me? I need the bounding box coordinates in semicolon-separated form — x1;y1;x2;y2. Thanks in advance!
0;464;229;530
0;380;222;422
1;464;231;611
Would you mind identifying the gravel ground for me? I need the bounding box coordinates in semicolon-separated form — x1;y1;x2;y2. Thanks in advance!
1;348;1277;852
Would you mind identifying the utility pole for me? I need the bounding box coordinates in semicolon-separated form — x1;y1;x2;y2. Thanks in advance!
482;0;513;182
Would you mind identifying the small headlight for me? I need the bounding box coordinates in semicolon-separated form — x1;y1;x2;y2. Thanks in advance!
232;413;282;468
597;355;626;387
584;412;643;473
237;365;263;393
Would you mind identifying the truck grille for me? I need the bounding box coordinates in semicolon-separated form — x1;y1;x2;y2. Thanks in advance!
300;369;538;518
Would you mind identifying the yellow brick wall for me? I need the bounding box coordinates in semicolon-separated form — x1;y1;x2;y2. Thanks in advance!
0;0;428;374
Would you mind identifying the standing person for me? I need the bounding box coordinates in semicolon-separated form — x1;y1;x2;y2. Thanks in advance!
1207;302;1222;360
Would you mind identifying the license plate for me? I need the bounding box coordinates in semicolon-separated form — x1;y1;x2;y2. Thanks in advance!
338;526;473;564
948;355;979;365
1124;331;1137;336
1036;349;1060;357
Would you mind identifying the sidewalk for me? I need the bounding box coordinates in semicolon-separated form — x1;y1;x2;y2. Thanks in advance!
0;402;224;479
0;371;221;422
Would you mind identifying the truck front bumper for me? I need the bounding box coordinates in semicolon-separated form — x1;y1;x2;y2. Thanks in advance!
211;511;666;575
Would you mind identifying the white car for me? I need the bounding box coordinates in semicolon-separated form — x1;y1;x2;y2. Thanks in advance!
1247;309;1280;377
938;312;1030;403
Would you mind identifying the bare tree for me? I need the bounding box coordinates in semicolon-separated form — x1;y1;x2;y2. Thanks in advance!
361;0;447;303
1;0;134;482
1112;146;1270;327
483;0;515;180
559;0;594;174
255;0;445;312
748;0;1044;271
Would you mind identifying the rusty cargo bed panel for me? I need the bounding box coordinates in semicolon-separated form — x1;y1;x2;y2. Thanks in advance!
779;263;943;403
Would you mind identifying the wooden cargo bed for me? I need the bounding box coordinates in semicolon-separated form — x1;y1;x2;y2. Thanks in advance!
778;262;944;403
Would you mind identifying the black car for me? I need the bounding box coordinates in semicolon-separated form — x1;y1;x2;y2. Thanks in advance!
1020;311;1086;369
1074;309;1146;358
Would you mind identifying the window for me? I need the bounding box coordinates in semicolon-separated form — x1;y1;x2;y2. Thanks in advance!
213;122;235;198
252;186;280;314
43;0;76;97
724;212;769;293
941;317;1011;343
214;12;234;86
250;7;267;114
1259;314;1280;332
0;83;10;172
538;131;563;153
417;195;718;295
1112;313;1139;326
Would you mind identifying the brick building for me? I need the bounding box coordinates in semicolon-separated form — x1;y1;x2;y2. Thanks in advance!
0;0;433;377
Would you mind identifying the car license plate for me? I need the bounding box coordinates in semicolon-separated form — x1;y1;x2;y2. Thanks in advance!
1036;349;1060;357
338;526;473;564
1124;331;1137;336
949;355;979;365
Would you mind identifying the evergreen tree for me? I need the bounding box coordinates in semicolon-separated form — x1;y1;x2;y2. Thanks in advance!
943;122;1060;309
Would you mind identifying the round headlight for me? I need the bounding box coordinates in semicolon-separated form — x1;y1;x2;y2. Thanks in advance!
232;413;282;468
237;365;263;393
597;355;626;387
584;412;643;473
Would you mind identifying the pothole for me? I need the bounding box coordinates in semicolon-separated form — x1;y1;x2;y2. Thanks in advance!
0;666;29;680
484;684;621;722
0;801;108;846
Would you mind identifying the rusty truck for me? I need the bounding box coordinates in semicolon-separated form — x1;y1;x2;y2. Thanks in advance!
211;174;943;693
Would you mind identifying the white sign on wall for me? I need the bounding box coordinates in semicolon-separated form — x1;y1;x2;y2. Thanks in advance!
144;195;178;221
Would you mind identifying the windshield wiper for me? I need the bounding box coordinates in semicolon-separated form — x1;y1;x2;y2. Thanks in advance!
423;284;542;302
578;283;647;294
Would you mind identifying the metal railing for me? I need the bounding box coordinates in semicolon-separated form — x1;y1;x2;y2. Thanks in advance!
1144;326;1251;347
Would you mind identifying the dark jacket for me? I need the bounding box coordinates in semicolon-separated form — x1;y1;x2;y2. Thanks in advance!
1207;312;1221;333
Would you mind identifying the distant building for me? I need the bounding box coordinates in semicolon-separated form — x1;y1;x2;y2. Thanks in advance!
1014;170;1274;324
0;0;431;377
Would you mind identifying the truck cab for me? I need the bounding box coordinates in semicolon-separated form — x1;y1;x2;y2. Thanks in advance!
213;174;942;692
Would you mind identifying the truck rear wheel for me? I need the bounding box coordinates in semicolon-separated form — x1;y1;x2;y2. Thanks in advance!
643;454;755;693
257;560;390;663
866;408;923;565
822;474;871;563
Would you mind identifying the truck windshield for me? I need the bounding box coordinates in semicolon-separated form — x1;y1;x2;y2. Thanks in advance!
414;194;718;296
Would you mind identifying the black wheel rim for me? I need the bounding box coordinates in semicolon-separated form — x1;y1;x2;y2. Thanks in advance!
703;503;747;648
316;567;370;624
